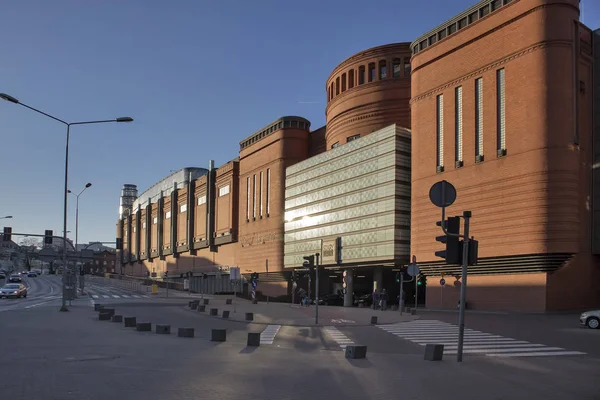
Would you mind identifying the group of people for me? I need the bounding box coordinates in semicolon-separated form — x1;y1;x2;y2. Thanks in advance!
372;289;390;310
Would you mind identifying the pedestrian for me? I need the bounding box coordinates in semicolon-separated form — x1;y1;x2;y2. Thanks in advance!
381;289;388;311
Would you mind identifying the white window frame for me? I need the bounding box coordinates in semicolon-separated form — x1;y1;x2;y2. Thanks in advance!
475;77;484;159
252;174;257;219
180;204;187;213
455;86;463;163
197;195;206;205
246;177;250;221
436;94;444;170
266;168;271;216
497;68;506;153
165;211;171;220
259;171;263;217
218;185;230;197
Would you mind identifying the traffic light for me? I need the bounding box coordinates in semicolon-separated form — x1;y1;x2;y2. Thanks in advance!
417;275;427;286
2;227;12;242
434;216;461;264
251;272;259;281
44;230;53;245
459;238;479;266
303;255;315;273
203;273;208;279
395;272;400;283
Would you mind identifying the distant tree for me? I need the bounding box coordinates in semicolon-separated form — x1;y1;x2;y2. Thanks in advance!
19;237;42;249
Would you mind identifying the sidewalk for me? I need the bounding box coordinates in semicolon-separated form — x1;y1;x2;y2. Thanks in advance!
186;299;420;326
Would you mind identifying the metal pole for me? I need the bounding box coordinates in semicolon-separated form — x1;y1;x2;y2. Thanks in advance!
201;275;204;300
415;272;418;309
315;253;320;325
60;124;70;312
75;195;80;296
399;271;404;315
266;259;269;305
291;270;295;305
457;210;471;363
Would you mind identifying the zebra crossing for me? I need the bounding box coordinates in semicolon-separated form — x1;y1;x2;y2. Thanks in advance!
379;320;587;358
324;326;355;350
90;293;150;299
260;325;281;345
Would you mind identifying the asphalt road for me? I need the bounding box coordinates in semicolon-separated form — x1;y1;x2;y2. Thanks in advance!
1;303;598;400
0;274;63;312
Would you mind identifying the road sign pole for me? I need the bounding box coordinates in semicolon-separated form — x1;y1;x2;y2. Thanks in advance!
315;253;320;325
399;271;404;315
457;210;471;363
415;273;418;309
266;259;269;305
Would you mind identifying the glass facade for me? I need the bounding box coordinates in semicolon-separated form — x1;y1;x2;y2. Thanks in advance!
284;124;411;268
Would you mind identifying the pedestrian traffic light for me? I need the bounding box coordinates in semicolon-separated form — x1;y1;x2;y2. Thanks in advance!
395;272;400;283
435;216;461;264
459;238;479;266
202;273;208;279
44;230;53;245
251;272;259;281
303;255;315;272
2;227;12;242
417;275;427;286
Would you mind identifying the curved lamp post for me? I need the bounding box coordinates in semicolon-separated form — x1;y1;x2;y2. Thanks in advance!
68;182;92;252
0;93;133;312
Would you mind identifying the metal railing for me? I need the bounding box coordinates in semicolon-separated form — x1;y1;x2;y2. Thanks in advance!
87;275;148;293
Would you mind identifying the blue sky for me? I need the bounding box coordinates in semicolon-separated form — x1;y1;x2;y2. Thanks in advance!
1;0;598;245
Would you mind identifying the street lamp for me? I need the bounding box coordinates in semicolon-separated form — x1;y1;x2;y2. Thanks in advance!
0;216;12;219
0;92;133;312
68;182;92;252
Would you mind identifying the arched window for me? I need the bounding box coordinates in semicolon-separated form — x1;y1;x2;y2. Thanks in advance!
336;77;340;95
392;58;401;78
341;73;347;92
358;66;365;85
368;63;376;82
330;82;334;99
379;60;387;80
348;69;355;89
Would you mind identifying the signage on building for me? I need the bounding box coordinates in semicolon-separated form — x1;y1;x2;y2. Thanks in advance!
321;239;338;264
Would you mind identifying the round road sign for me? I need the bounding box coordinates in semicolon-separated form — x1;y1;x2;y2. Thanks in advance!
429;180;457;208
342;288;347;295
407;264;420;277
440;278;446;286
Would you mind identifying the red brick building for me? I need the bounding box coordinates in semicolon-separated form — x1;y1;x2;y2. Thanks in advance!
117;0;599;310
410;0;600;311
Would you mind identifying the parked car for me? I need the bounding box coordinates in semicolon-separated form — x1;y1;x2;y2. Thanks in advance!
0;283;27;298
8;274;22;283
580;310;600;329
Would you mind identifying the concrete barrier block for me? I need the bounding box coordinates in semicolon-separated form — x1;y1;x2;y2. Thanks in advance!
345;345;367;359
210;308;218;316
245;312;254;321
225;298;232;305
370;316;378;325
411;309;417;315
252;299;258;304
136;322;152;332
111;315;123;323
203;299;209;305
424;344;444;361
247;332;260;347
190;302;198;310
178;327;195;338
156;324;171;334
198;305;206;312
98;312;111;321
94;304;104;311
124;317;137;327
222;311;230;319
211;329;226;342
103;308;115;317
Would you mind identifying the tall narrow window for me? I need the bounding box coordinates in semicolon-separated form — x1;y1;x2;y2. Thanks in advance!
436;94;444;172
253;174;257;219
341;73;347;92
475;78;484;162
455;86;463;166
358;66;365;85
404;60;411;77
379;60;387;80
259;171;263;217
496;68;506;156
246;177;250;221
348;69;354;89
368;63;376;82
266;168;271;216
336;77;340;95
392;58;401;78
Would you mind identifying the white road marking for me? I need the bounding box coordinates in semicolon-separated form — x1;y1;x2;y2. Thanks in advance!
324;326;354;350
380;320;587;358
260;325;281;344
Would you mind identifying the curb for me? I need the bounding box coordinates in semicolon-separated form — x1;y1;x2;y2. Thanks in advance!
181;304;421;327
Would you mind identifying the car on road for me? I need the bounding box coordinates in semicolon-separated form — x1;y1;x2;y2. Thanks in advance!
580;310;600;329
26;271;38;278
8;274;22;283
0;272;5;280
0;283;27;298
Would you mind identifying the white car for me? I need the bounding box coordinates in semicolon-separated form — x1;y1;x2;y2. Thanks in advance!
580;310;600;329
